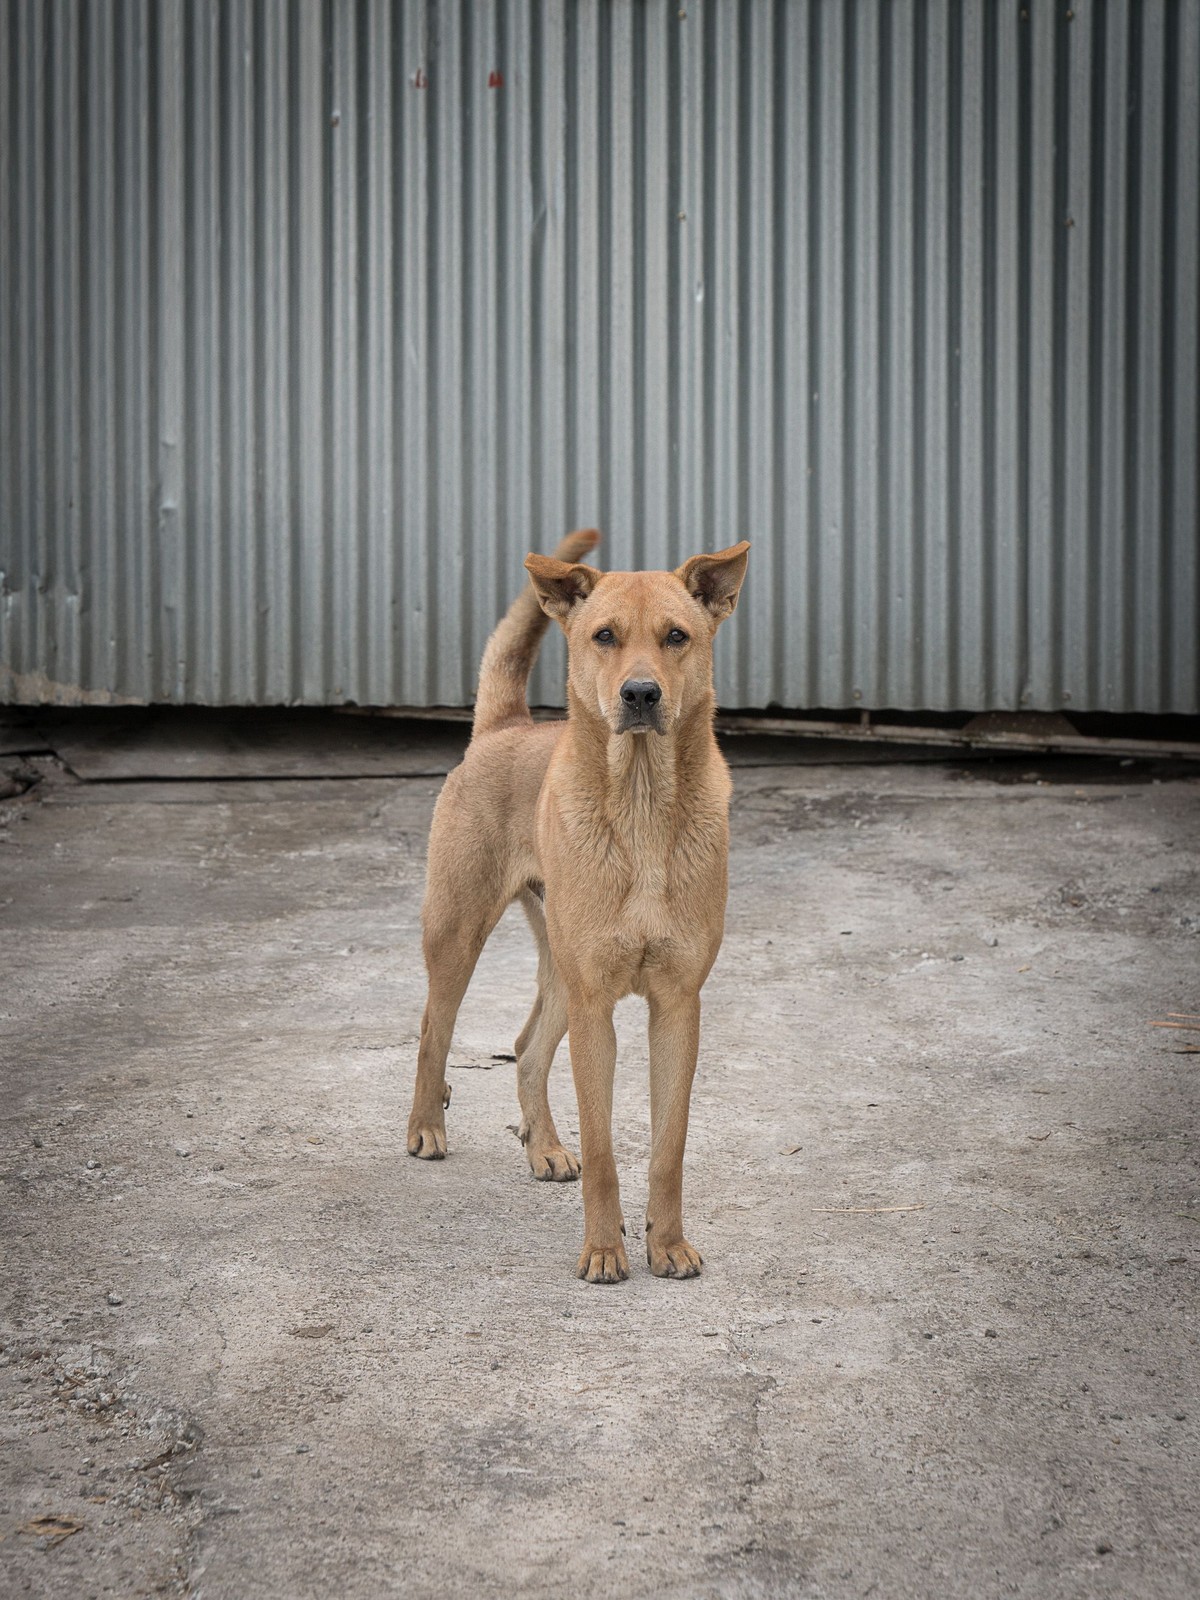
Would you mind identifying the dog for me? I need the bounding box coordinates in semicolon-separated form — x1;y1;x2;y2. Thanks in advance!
407;530;750;1282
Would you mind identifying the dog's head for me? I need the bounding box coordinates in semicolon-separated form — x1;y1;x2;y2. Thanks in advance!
524;542;750;736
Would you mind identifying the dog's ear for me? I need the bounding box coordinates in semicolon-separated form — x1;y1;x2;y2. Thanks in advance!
676;541;750;622
524;554;602;623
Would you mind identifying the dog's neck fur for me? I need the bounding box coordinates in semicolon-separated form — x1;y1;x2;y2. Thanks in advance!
564;684;717;844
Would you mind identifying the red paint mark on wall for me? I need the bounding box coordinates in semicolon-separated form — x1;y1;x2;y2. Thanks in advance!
412;68;428;89
488;70;504;88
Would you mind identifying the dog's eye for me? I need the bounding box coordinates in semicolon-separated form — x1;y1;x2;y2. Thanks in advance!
666;628;689;646
593;628;615;645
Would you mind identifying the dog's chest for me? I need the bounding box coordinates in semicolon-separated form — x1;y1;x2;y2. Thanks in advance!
544;770;727;968
613;818;721;940
621;861;674;943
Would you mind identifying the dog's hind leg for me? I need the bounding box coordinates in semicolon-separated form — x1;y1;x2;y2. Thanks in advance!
513;988;542;1062
514;891;579;1182
407;899;502;1160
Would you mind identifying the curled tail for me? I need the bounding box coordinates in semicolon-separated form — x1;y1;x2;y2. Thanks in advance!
471;529;601;740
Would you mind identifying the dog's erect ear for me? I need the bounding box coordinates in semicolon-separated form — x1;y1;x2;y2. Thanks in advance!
524;554;603;622
676;541;750;622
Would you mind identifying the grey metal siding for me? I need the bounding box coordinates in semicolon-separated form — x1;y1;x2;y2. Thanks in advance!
2;0;1197;712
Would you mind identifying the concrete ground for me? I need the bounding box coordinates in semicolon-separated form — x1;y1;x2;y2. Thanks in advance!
1;715;1198;1599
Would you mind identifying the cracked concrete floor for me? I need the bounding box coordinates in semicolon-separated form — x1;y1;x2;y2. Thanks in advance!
1;733;1198;1598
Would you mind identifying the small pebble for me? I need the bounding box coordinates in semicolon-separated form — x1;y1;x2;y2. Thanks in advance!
984;935;999;947
250;1466;262;1478
296;1443;310;1454
106;1292;123;1306
701;1329;719;1338
32;1135;43;1148
1096;1542;1113;1555
174;1143;191;1158
984;1328;998;1338
86;1159;99;1170
1173;1410;1186;1421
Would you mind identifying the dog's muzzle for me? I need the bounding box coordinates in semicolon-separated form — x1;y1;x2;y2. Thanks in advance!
616;678;665;734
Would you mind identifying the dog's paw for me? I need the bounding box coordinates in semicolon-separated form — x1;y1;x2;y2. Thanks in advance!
527;1141;581;1183
576;1240;629;1284
647;1236;703;1279
406;1119;447;1160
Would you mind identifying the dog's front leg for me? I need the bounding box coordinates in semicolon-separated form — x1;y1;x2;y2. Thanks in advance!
567;994;628;1283
645;982;704;1278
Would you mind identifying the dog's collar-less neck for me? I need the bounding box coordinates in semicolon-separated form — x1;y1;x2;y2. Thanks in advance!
564;685;716;820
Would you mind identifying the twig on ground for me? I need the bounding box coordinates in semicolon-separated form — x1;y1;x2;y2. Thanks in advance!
14;1516;83;1548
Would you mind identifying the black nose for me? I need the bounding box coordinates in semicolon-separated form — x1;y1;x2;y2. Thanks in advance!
620;679;661;710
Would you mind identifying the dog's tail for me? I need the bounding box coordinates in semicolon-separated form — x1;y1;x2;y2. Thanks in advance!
471;529;601;740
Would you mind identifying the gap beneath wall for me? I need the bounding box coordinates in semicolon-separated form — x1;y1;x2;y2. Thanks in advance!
342;703;1200;762
0;704;1196;795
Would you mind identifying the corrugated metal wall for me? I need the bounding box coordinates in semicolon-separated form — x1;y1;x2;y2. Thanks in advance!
2;0;1198;713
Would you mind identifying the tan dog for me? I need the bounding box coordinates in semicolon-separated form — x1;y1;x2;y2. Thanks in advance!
407;530;750;1282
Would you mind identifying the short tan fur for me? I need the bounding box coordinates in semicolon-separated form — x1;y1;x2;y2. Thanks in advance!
407;529;750;1282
